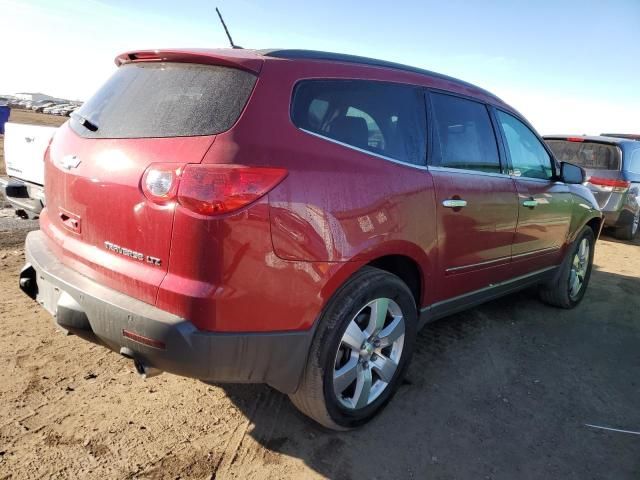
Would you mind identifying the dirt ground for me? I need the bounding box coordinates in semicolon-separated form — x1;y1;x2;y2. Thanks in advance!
0;224;638;479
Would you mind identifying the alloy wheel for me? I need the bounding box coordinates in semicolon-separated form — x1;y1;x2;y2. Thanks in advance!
333;298;405;410
569;237;590;300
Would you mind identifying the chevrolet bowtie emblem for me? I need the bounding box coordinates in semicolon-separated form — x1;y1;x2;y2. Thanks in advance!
60;155;81;170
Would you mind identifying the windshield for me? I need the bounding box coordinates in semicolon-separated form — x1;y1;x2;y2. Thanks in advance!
70;62;256;139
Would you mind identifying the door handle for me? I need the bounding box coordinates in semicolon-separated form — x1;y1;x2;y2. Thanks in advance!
522;199;538;208
442;199;468;208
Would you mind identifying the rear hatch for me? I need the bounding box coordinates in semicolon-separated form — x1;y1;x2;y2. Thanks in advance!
43;59;257;304
546;138;626;210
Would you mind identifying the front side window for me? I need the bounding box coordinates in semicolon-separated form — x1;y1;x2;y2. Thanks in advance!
430;92;501;173
291;80;426;165
496;111;553;180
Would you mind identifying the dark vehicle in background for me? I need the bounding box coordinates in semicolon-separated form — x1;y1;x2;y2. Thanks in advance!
545;136;640;240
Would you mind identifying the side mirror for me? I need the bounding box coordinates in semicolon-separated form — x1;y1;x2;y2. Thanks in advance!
560;162;585;184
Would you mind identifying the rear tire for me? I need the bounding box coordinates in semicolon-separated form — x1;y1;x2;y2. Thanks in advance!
539;226;595;309
614;209;639;241
289;266;417;430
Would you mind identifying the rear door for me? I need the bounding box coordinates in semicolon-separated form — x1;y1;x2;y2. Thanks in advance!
428;92;518;301
43;61;257;305
494;110;573;275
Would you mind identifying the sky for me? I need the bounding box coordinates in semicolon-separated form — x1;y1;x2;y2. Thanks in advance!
1;0;638;135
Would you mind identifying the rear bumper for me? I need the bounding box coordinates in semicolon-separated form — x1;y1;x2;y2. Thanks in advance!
21;230;313;393
0;177;44;215
598;190;639;228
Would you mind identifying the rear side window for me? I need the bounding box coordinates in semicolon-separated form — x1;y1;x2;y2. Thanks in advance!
70;62;257;139
291;80;426;165
546;140;621;171
430;92;501;173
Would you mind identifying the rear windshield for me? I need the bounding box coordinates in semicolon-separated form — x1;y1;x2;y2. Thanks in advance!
70;62;256;139
546;140;621;170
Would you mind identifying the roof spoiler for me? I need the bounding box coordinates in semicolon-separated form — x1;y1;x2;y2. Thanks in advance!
114;49;263;74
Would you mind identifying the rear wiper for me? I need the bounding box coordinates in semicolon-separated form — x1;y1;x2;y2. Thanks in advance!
71;112;99;132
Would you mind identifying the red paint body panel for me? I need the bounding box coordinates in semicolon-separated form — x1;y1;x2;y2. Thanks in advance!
512;179;573;255
430;170;518;300
39;49;600;335
509;178;573;276
155;199;362;331
43;123;215;304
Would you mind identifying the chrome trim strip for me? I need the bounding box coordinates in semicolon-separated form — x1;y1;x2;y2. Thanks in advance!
299;128;430;171
420;265;557;313
511;246;559;260
445;247;560;274
510;175;556;184
428;165;513;179
445;255;510;273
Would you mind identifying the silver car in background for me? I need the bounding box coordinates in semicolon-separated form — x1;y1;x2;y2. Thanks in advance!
545;135;640;240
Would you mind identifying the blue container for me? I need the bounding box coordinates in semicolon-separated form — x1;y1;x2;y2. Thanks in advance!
0;106;10;135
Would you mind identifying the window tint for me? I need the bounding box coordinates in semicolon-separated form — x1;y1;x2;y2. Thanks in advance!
346;107;385;149
71;62;256;139
496;111;553;179
545;140;621;171
430;93;500;173
291;80;426;165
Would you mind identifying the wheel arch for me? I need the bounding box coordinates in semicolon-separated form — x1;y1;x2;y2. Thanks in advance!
585;216;603;239
567;211;603;245
366;254;423;309
319;243;432;317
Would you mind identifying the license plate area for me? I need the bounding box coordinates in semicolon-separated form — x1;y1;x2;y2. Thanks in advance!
35;273;62;317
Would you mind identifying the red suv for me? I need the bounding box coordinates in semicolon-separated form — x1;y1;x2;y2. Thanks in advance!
20;49;602;429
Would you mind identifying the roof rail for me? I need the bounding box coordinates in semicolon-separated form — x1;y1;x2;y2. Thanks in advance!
259;49;501;101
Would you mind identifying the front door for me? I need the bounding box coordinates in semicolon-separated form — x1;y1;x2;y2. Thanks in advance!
428;92;519;302
494;109;573;276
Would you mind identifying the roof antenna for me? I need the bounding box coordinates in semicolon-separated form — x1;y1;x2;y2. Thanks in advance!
216;7;242;49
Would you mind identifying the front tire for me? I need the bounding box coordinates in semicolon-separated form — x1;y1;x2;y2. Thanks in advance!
539;226;595;309
289;267;417;430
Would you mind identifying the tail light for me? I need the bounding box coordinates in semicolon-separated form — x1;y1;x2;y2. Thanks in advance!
588;176;630;193
567;137;585;142
141;163;288;215
178;165;288;215
141;163;183;204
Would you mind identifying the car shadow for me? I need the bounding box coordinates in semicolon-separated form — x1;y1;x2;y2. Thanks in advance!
599;229;640;246
216;268;640;479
